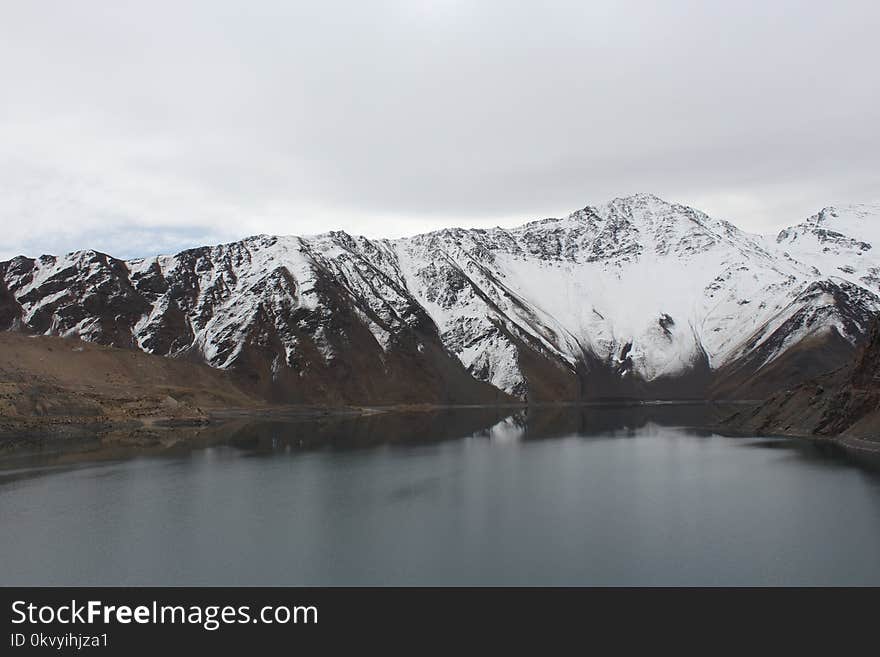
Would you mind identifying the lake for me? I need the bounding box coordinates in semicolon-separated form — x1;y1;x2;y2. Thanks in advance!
2;404;880;586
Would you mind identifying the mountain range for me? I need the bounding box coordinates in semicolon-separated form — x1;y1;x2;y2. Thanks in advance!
2;193;878;404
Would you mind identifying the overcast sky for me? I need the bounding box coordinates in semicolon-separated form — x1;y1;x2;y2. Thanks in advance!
1;1;878;260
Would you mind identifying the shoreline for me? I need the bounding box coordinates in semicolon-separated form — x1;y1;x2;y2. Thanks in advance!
1;397;750;442
717;423;880;455
2;399;876;464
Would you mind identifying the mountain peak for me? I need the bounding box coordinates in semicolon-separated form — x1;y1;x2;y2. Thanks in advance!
592;193;721;236
778;202;880;247
810;203;880;226
608;192;666;206
598;193;701;220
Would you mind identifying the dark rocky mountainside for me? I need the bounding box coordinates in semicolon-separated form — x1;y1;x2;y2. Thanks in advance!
724;317;880;444
3;195;880;405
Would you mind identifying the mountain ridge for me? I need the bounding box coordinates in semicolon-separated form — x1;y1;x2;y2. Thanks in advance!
2;194;878;404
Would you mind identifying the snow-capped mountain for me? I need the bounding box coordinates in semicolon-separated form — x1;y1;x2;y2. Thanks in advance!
776;203;880;290
2;194;878;403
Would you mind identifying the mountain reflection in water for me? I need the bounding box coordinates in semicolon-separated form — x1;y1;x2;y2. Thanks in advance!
2;403;880;586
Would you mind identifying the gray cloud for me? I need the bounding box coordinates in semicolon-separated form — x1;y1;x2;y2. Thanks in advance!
1;0;879;260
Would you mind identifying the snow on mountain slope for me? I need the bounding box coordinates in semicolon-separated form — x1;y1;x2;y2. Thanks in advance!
2;194;878;403
775;203;880;292
389;194;874;396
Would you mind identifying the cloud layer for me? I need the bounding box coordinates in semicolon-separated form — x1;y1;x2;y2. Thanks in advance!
2;1;879;259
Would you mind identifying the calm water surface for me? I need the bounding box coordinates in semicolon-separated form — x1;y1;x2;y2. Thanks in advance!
2;405;880;586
